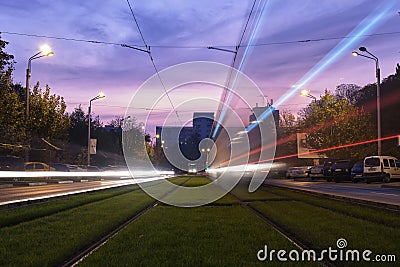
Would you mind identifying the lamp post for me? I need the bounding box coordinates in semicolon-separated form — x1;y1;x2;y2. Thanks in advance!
300;89;317;101
201;147;211;170
88;92;105;166
25;45;54;161
26;45;54;124
352;47;381;156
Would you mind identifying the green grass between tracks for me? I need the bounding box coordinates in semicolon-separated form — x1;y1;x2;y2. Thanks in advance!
1;176;399;266
264;187;400;228
250;200;400;266
0;185;139;228
0;177;191;266
80;205;310;267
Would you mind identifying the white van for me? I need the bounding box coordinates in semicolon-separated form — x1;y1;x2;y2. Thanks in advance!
363;156;400;183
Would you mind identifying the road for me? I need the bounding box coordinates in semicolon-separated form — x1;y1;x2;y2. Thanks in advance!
2;176;400;208
265;178;400;207
0;177;166;206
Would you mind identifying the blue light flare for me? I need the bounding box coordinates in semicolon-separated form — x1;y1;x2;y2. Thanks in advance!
273;1;396;109
245;0;396;135
212;0;271;139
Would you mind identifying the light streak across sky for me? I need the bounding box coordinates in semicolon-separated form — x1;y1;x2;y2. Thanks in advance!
253;1;396;127
212;0;271;139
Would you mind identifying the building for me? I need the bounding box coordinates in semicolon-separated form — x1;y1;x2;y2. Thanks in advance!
249;103;279;128
155;112;214;148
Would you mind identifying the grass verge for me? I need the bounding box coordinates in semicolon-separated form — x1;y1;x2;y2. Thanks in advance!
0;185;139;228
250;200;400;266
263;187;400;228
0;189;154;266
81;205;312;267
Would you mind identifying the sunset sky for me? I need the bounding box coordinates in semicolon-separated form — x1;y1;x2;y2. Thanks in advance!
1;0;399;132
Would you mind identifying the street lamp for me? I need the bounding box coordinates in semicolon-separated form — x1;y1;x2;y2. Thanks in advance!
352;46;381;156
88;92;105;166
26;44;54;124
25;44;54;161
300;89;317;101
201;147;211;170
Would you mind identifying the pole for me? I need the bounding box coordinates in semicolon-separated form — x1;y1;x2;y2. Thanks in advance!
25;61;32;162
88;103;91;166
26;68;31;124
376;64;381;156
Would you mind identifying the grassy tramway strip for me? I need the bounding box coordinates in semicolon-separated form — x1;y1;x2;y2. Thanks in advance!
80;177;315;266
249;200;399;266
80;205;308;266
262;186;400;228
0;177;189;266
0;185;139;228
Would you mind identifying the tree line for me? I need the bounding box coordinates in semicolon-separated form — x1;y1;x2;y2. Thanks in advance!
278;64;400;160
0;35;145;165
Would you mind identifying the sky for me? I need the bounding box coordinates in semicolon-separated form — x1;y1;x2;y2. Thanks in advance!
1;0;399;134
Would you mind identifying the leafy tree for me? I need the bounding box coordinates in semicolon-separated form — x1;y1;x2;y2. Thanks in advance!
0;35;25;153
0;34;14;72
299;90;375;159
275;110;299;158
335;83;362;104
28;82;70;140
69;105;87;146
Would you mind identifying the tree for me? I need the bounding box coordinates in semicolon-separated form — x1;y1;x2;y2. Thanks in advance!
69;105;87;146
275;110;299;158
28;82;70;140
299;90;375;159
335;83;362;104
0;35;25;154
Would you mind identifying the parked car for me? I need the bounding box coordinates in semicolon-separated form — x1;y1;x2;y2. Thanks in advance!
286;166;312;179
350;161;364;182
0;156;24;171
66;165;87;172
363;156;400;183
331;160;357;182
309;165;324;180
323;159;334;181
24;162;55;171
87;165;100;172
49;163;70;172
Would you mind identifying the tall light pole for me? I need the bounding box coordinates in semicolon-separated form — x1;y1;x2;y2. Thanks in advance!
26;44;54;124
352;47;381;156
201;147;211;170
25;44;54;161
88;92;105;166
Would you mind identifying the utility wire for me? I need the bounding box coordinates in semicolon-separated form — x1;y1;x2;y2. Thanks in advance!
213;0;261;140
125;0;148;49
125;0;181;123
2;30;399;49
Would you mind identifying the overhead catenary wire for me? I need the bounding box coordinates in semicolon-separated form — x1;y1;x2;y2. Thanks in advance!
124;0;181;123
212;0;258;138
2;30;400;49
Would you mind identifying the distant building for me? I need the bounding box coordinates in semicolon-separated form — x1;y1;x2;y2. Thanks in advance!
193;112;214;140
249;103;279;128
155;112;214;148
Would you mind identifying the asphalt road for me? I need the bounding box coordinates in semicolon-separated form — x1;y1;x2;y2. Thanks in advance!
265;178;400;207
0;179;139;206
2;176;400;207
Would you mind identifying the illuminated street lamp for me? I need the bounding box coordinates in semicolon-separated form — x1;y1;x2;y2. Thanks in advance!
201;147;211;170
88;92;105;166
300;89;317;101
25;44;54;161
26;44;54;123
352;46;381;156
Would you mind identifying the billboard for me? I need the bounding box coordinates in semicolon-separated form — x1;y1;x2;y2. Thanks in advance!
296;133;327;159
